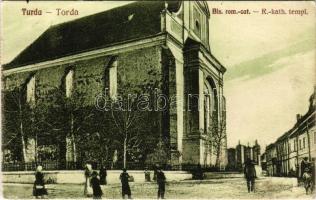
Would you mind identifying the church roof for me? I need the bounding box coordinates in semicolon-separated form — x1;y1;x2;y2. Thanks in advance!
4;1;180;70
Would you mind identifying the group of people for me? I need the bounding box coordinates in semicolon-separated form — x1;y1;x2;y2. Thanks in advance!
32;159;314;198
83;164;166;199
31;160;259;198
84;164;107;199
243;157;315;194
32;163;166;199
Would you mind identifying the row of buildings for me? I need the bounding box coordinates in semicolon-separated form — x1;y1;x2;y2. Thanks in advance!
227;141;261;171
262;88;316;177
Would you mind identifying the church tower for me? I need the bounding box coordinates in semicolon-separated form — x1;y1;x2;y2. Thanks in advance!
162;1;227;167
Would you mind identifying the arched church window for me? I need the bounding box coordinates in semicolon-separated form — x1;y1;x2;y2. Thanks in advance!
26;75;36;103
193;6;201;38
195;20;200;31
108;59;118;99
65;69;74;98
204;78;219;137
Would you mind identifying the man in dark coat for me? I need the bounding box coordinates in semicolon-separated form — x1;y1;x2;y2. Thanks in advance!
90;171;103;199
99;165;107;185
120;168;132;199
156;168;166;199
244;158;257;193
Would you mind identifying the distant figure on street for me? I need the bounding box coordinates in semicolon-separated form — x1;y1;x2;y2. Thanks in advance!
244;158;257;193
99;165;107;185
84;163;93;197
195;164;204;180
144;167;151;182
112;150;118;169
91;171;103;199
33;165;48;199
156;168;166;199
120;168;132;199
302;167;314;194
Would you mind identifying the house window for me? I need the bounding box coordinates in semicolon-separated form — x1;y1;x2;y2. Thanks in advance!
299;139;302;150
26;75;36;103
109;60;117;99
294;140;297;151
65;70;74;98
303;137;306;149
289;143;291;152
314;132;316;144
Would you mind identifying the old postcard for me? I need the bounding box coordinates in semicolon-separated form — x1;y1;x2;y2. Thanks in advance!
1;0;315;199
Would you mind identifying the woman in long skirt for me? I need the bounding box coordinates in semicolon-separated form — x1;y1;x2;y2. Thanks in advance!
84;163;93;197
33;165;48;199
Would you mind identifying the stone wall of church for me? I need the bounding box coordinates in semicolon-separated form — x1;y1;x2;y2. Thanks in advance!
3;45;165;163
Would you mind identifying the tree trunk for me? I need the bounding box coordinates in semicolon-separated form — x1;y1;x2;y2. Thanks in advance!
18;98;27;170
123;137;127;168
70;113;77;162
215;145;221;169
35;132;38;163
20;121;27;163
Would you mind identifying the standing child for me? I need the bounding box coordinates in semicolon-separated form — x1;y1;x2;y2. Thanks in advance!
99;165;107;185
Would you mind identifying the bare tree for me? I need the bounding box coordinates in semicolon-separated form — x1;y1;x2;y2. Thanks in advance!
209;114;226;169
109;95;144;168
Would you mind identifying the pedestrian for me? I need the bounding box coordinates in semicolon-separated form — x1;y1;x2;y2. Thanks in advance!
33;165;48;199
153;165;158;181
120;168;132;199
99;165;107;185
84;163;93;197
156;167;166;199
244;158;257;193
91;171;103;199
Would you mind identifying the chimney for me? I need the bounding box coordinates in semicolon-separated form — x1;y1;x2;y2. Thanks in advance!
296;114;301;122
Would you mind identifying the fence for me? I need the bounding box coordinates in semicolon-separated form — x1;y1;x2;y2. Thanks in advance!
1;161;80;171
1;160;221;172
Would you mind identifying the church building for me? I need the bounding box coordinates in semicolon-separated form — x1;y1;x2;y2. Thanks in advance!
2;1;227;169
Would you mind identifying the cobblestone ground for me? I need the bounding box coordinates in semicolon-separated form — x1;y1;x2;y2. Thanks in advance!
2;177;315;199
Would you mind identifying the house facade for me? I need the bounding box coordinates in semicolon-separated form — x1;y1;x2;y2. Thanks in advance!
264;88;316;177
2;1;227;169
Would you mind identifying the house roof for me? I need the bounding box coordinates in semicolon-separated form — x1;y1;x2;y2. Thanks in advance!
266;143;275;150
4;1;181;70
274;90;315;141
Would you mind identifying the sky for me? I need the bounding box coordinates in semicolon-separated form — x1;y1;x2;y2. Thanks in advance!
1;1;315;150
